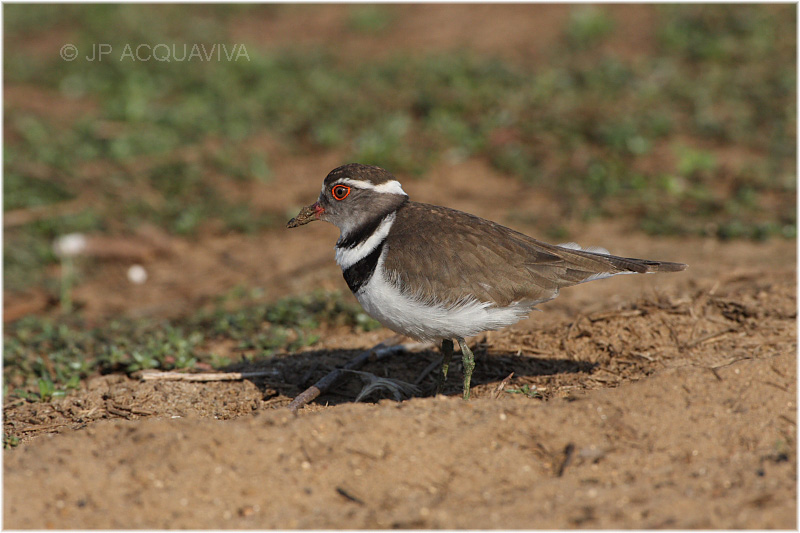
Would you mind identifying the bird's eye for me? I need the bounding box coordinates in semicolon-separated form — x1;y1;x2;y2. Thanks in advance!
332;184;351;201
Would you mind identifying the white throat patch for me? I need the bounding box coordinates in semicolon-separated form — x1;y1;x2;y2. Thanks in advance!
335;212;396;269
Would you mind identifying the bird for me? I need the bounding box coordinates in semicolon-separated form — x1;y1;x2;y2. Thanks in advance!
287;163;687;400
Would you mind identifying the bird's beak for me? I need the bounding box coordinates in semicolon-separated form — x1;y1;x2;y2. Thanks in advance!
287;202;324;228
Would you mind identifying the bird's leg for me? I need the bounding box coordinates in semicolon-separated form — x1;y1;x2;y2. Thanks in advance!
457;337;475;400
435;339;454;395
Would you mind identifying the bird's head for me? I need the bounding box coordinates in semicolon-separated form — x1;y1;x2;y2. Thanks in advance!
287;163;409;237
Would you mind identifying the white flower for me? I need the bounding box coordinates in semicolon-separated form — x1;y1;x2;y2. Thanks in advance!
53;233;87;258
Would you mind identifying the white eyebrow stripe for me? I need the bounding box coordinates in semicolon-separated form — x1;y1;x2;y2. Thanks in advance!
337;178;408;196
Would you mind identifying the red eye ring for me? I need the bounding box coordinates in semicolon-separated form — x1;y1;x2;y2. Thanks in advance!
332;184;351;201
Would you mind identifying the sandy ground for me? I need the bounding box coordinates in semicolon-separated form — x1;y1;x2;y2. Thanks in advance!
4;353;795;529
4;170;796;528
4;5;797;529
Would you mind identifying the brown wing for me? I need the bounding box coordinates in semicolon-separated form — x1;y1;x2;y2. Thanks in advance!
382;202;686;307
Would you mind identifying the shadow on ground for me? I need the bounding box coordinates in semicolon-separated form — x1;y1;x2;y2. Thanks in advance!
224;347;598;407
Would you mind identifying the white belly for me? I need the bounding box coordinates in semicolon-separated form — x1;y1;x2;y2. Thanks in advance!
354;255;534;341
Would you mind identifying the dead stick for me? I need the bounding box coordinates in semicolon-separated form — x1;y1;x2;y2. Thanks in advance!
19;422;69;433
588;309;644;323
684;327;736;349
287;339;431;412
491;372;515;400
140;370;277;382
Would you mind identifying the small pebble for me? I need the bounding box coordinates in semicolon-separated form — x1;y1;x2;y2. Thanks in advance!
127;264;148;284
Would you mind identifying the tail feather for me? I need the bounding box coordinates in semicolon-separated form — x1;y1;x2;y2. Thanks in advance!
608;256;688;274
557;242;687;275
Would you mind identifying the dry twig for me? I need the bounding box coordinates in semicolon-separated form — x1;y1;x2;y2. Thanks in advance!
140;370;278;382
19;423;68;433
491;372;515;399
587;309;644;322
684;327;737;349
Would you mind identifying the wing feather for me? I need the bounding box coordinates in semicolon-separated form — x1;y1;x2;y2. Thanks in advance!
382;202;686;308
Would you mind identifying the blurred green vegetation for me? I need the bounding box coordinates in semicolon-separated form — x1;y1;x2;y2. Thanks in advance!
2;5;796;397
4;4;796;293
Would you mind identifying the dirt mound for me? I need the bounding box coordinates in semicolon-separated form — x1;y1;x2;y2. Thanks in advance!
4;269;796;529
4;353;795;529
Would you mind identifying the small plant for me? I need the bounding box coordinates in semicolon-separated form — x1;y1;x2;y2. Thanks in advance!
3;434;20;449
36;377;63;402
506;383;542;399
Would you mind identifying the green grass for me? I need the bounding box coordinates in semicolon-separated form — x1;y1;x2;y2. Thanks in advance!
3;4;796;295
3;290;381;402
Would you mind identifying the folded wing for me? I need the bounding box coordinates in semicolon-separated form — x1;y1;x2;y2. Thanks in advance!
383;202;686;308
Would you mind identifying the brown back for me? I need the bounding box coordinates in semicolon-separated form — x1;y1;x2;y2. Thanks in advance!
382;202;686;307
